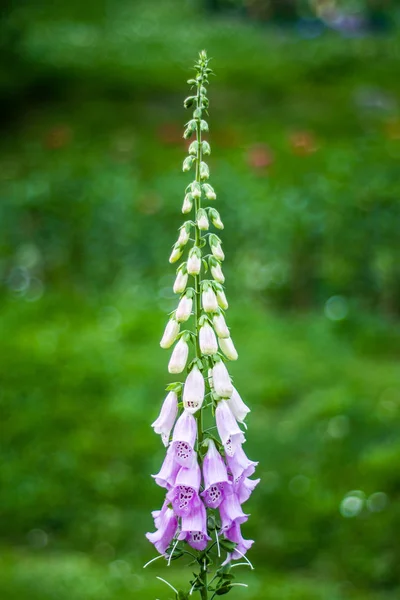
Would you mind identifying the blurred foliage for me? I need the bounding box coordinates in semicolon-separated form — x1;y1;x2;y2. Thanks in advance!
1;0;400;599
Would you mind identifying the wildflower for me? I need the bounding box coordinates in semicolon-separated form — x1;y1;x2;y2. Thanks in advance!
191;181;201;199
183;156;195;172
183;365;205;413
209;208;223;229
202;140;211;155
167;461;201;516
187;247;201;275
219;336;238;361
169;243;183;264
210;260;225;283
152;445;181;489
200;161;210;180
201;440;231;509
226;387;250;423
216;399;245;456
197;208;209;231
218;491;248;531
199;322;218;355
168;338;189;374
178;501;211;551
182;193;193;214
212;361;233;399
151;391;178;446
226;444;258;483
171;410;197;467
236;477;260;505
146;505;178;555
173;267;188;294
216;287;229;310
176;293;193;322
221;521;254;564
212;312;229;338
209;235;225;261
202;183;216;200
160;318;180;349
202;286;218;313
177;222;191;246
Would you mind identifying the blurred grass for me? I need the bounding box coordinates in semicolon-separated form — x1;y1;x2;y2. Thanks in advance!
1;0;400;598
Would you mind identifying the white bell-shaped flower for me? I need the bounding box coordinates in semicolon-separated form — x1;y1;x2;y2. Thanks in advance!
187;248;201;275
219;336;238;361
177;223;190;246
216;288;228;310
199;323;218;355
169;244;183;264
211;262;224;283
182;193;193;214
212;313;229;339
202;286;218;313
212;360;233;398
183;366;205;414
168;338;189;374
197;209;209;231
176;294;193;322
173;269;188;294
160;319;180;349
227;387;250;423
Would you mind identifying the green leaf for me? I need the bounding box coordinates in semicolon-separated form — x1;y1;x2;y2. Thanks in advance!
215;585;231;595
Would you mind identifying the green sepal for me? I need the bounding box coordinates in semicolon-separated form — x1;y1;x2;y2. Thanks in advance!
215;584;231;595
184;96;196;108
219;539;237;552
166;382;183;393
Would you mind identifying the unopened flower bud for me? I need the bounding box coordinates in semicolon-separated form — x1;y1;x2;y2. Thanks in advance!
200;162;210;180
183;156;195;172
168;338;189;374
210;261;224;284
212;360;233;398
177;222;191;246
210;238;224;261
182;193;193;214
216;287;228;310
199;322;218;355
183;365;205;414
197;208;209;231
202;141;211;155
200;120;209;132
212;313;229;338
202;184;216;201
219;336;238;361
160;318;180;349
193;107;202;119
188;141;198;155
169;243;183;264
184;96;196;109
209;208;223;229
173;267;188;294
191;181;201;199
176;294;193;322
183;119;196;139
202;286;218;313
187;247;201;275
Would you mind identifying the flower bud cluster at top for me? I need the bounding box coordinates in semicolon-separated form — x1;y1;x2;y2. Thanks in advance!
146;51;259;599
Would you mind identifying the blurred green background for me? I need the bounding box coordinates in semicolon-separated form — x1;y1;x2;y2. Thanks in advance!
1;0;400;598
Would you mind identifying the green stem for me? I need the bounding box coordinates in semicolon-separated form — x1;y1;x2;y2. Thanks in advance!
194;74;203;449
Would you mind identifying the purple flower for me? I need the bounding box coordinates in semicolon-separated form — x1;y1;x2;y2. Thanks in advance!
215;400;245;456
166;460;201;517
151;445;180;490
236;477;260;505
201;439;231;509
171;410;197;467
219;491;248;531
151;391;178;447
146;504;178;555
178;500;211;551
221;521;254;564
226;443;258;484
